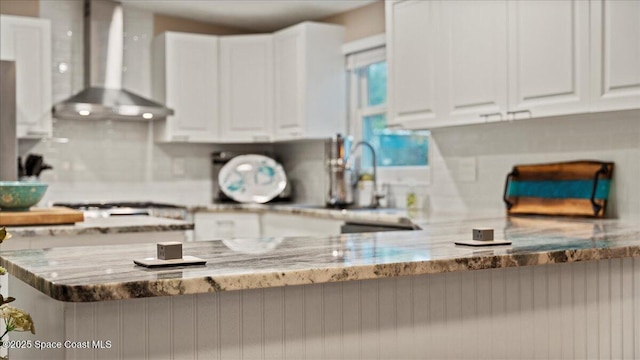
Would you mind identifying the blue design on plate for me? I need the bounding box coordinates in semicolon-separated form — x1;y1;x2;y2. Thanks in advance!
255;165;275;185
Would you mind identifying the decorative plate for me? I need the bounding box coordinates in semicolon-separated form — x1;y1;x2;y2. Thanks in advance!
218;154;287;203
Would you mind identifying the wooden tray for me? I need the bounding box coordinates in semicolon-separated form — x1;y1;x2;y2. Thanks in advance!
0;207;84;226
504;160;614;217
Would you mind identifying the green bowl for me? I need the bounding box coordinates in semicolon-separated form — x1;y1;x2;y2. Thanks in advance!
0;181;48;211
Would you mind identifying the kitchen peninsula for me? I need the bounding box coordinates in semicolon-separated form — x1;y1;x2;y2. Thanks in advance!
1;216;639;359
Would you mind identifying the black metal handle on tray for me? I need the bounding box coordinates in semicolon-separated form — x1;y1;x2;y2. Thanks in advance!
503;169;518;210
590;164;609;216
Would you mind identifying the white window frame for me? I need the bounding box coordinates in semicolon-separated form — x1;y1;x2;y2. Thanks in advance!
345;35;431;186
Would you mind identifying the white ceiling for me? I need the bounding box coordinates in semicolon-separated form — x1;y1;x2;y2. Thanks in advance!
121;0;377;32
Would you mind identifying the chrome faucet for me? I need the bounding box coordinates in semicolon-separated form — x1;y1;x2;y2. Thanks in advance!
346;141;384;208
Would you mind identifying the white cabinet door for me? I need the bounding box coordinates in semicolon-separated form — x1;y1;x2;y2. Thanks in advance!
386;0;438;129
273;22;345;141
437;0;509;127
261;213;343;238
194;212;261;241
0;15;52;139
274;26;305;139
153;32;219;142
589;0;640;112
507;0;590;119
219;35;274;143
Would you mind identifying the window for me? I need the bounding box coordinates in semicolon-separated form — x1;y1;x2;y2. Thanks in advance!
347;43;430;183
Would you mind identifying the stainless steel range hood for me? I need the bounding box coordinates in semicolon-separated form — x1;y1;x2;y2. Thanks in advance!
53;0;173;120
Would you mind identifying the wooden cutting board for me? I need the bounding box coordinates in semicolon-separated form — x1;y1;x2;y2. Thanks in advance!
504;160;614;217
0;207;84;226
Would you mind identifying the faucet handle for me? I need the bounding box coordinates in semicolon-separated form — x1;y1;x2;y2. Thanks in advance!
370;190;385;208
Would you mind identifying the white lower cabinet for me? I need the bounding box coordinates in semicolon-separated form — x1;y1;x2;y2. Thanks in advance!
260;213;344;238
194;212;261;241
0;15;52;139
194;211;344;241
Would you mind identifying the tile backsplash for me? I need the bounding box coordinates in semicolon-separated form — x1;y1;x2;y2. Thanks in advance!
426;111;640;221
22;1;640;221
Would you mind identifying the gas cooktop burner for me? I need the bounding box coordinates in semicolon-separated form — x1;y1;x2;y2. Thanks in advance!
52;202;188;220
53;202;185;210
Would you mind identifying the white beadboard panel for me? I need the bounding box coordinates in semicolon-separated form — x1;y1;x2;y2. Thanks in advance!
585;260;600;359
622;258;635;359
490;268;507;359
547;264;563;360
95;301;121;360
283;286;304;359
611;258;623;360
572;261;587;360
377;277;397;359
195;293;218;360
427;273;447;359
598;260;612;359
559;262;574;359
146;297;171;360
172;296;196;359
219;290;241;360
322;282;343;359
395;277;413;358
635;257;640;358
444;272;462;360
241;290;263;360
10;259;640;359
121;298;147;360
532;265;548;359
340;282;360;360
261;288;284;360
475;268;492;359
503;266;521;359
304;284;323;358
518;266;535;358
412;273;430;358
459;270;478;359
359;279;380;359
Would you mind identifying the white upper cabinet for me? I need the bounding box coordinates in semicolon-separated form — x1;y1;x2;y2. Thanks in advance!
589;0;640;112
0;15;52;139
507;0;590;119
153;32;219;142
386;0;438;128
437;0;509;126
219;35;274;143
273;22;345;141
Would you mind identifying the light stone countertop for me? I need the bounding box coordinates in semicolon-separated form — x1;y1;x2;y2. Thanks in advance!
190;203;499;229
3;202;487;238
5;216;194;237
1;216;639;302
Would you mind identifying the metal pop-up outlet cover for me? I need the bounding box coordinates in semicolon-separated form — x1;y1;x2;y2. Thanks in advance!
473;228;494;241
157;242;182;260
454;228;511;247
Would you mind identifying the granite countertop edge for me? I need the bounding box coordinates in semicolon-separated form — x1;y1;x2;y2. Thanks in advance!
3;242;639;303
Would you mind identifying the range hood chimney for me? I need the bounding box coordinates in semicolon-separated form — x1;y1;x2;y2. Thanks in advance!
53;0;173;120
